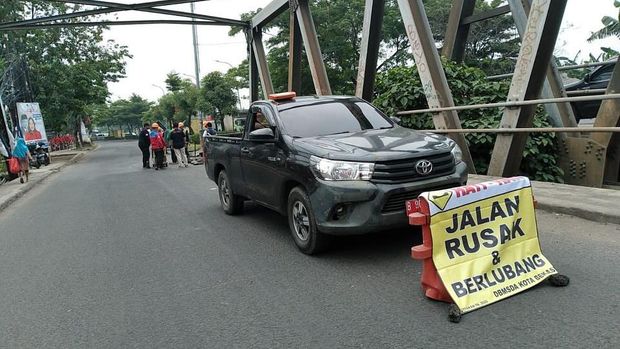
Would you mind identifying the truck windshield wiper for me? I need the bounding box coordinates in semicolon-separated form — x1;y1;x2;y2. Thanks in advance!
379;126;394;129
324;131;352;136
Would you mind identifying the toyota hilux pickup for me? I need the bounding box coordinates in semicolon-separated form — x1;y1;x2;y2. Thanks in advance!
205;93;468;254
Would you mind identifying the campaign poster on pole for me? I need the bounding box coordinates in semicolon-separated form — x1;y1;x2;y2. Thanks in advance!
17;102;48;143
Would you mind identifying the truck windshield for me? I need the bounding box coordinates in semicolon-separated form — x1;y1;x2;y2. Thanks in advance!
278;100;393;138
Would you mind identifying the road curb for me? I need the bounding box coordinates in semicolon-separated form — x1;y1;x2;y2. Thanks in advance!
468;175;620;226
0;152;86;213
535;202;620;226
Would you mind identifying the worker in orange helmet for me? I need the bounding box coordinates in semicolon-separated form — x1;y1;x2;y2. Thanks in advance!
149;122;167;170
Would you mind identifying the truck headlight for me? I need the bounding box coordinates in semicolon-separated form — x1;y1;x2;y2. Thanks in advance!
310;156;374;181
451;142;463;163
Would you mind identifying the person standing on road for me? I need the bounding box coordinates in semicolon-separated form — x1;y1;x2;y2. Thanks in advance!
179;121;191;159
138;123;151;168
12;137;32;183
201;121;217;162
163;122;177;164
170;122;189;168
149;123;167;170
204;122;217;137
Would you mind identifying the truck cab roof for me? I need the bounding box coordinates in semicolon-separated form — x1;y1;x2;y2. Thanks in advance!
257;95;362;112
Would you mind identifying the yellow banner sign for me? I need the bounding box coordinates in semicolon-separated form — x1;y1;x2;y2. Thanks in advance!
420;177;557;313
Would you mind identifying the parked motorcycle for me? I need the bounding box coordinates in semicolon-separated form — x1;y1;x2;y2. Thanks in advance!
27;141;50;169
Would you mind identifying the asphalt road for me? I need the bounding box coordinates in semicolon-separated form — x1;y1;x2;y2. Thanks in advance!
0;141;618;348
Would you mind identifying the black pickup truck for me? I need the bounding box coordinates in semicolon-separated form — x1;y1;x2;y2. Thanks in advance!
205;94;467;254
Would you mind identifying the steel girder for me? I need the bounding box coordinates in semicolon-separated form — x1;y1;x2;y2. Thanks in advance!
508;0;577;130
0;0;247;31
251;29;275;99
49;0;247;26
295;0;331;95
355;0;385;102
397;0;476;172
442;0;476;62
288;11;302;94
487;0;567;176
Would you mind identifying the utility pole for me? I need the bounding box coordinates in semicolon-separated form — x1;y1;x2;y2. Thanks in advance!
190;2;203;129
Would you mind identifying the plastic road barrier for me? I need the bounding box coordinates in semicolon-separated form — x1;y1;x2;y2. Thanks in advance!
407;176;561;314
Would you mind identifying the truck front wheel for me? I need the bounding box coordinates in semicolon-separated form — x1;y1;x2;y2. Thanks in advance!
218;170;244;215
287;187;330;255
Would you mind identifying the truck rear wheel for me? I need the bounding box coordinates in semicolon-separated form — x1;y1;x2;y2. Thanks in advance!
287;187;330;255
218;170;244;215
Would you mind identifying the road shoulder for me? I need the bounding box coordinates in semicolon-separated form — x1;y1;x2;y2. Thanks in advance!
0;146;94;213
469;174;620;225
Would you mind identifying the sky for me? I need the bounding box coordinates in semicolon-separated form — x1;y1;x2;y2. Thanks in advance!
102;0;619;104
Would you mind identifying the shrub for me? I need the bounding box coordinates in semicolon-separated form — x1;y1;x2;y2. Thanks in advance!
190;133;201;145
49;134;76;151
373;60;564;183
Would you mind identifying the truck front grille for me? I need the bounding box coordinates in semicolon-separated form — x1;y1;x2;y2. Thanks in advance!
371;152;455;184
381;184;458;213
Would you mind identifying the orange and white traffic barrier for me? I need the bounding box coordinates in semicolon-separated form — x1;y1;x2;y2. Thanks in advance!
407;197;452;303
406;177;565;317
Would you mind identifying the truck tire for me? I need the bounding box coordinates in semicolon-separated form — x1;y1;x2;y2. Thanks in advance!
287;187;330;255
218;170;243;215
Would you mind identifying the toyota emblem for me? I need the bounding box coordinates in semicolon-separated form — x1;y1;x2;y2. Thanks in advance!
415;159;433;175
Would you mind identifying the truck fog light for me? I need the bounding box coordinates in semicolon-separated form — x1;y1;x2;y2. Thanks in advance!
332;203;348;220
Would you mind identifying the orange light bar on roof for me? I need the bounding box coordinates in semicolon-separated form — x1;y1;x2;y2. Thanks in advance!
268;91;297;101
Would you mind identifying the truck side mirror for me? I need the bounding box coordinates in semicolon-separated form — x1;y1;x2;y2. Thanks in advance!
390;116;401;124
583;73;591;83
249;127;275;141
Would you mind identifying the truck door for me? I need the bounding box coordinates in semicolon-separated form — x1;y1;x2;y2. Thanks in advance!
240;105;285;208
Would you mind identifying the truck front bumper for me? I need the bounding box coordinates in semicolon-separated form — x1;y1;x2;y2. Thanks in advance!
309;162;467;235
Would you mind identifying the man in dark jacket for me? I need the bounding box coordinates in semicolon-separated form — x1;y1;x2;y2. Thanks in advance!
138;123;151;168
170;122;189;168
179;121;191;159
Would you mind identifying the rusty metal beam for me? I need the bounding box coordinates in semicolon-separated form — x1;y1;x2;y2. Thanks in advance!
461;4;511;25
0;20;231;30
0;0;199;29
442;0;476;62
288;11;302;94
251;29;274;98
508;0;576;129
397;94;620;115
416;127;620;134
249;46;259;102
355;0;385;101
488;0;567;176
48;0;247;27
593;58;620;183
251;0;289;29
295;0;331;95
592;58;620;146
397;0;476;173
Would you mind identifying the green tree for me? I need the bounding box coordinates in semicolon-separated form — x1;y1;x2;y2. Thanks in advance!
90;103;113;133
144;74;203;132
228;0;519;95
172;83;201;126
92;94;152;135
374;60;563;182
165;72;187;92
109;94;152;133
200;71;237;120
0;0;130;141
144;93;176;127
587;0;620;42
461;0;520;75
